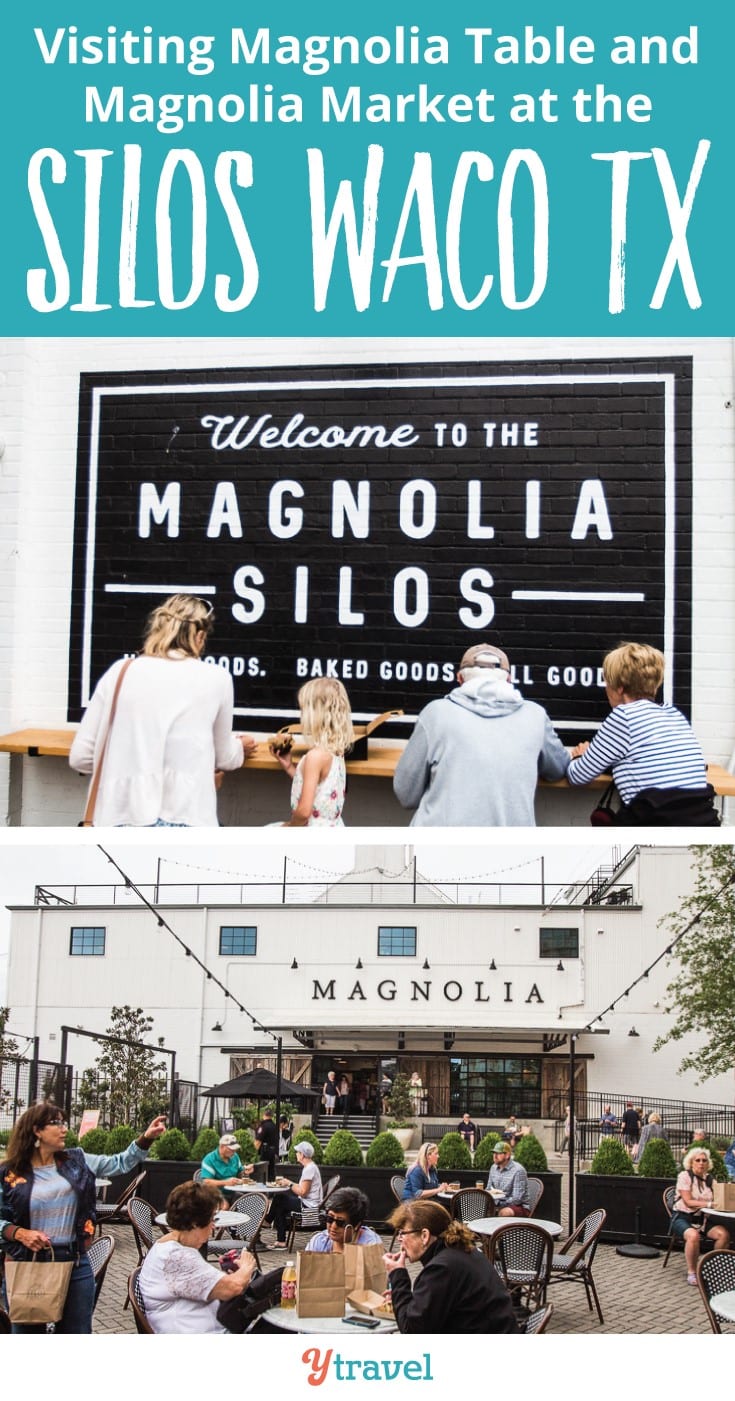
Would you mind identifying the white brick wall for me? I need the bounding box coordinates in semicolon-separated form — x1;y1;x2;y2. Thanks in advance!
1;336;733;824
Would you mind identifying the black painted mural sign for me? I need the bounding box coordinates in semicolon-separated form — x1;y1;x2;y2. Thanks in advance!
70;358;692;734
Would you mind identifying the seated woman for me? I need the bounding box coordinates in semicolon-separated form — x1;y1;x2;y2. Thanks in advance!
383;1200;518;1333
402;1143;445;1201
669;1148;731;1286
139;1181;256;1332
306;1188;381;1253
566;642;719;825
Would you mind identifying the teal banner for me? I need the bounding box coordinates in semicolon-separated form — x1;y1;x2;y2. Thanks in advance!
2;1;732;334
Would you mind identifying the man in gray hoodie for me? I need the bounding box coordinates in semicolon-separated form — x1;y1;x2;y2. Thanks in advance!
393;642;570;825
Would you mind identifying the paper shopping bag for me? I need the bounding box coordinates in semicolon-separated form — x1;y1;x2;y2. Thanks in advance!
295;1249;345;1318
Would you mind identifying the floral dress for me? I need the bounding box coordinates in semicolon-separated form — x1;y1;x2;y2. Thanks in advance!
290;753;346;825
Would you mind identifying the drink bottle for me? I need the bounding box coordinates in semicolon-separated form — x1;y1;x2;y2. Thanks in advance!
281;1259;297;1309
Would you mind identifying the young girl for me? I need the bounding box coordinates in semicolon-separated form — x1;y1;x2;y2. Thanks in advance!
273;678;354;826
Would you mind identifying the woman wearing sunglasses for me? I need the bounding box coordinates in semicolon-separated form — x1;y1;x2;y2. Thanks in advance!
670;1147;731;1285
383;1200;518;1333
0;1101;166;1332
70;594;255;826
305;1188;381;1253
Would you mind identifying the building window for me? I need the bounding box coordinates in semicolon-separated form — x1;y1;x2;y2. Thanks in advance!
539;928;579;959
378;927;417;957
70;927;106;956
219;926;257;956
450;1055;542;1118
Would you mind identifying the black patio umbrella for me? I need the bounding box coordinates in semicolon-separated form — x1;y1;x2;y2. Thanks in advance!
202;1068;319;1101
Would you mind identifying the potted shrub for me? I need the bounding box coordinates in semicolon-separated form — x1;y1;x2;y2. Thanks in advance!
233;1129;257;1165
288;1128;323;1164
383;1072;416;1150
589;1138;635;1175
149;1128;192;1161
80;1127;109;1155
513;1134;549;1173
105;1124;137;1155
191;1127;220;1161
636;1137;678;1178
365;1132;405;1170
323;1129;364;1167
437;1132;472;1171
473;1135;501;1173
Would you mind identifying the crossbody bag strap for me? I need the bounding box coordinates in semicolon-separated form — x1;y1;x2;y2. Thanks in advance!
78;657;136;827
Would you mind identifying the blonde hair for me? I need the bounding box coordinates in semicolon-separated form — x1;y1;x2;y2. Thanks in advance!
298;678;354;755
141;595;214;659
683;1146;712;1172
602;642;665;700
416;1142;438;1175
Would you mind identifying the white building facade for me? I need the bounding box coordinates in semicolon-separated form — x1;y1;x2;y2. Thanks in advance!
5;844;733;1117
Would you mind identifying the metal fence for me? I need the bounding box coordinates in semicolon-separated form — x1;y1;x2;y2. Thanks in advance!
1;1057;71;1131
549;1089;735;1156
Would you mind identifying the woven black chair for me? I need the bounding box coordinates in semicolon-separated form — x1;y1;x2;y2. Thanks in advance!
87;1233;116;1310
547;1208;606;1324
489;1221;554;1311
452;1188;496;1224
285;1175;341;1252
95;1169;147;1233
661;1185;682;1267
527;1177;545;1217
207;1191;269;1268
128;1197;158;1265
697;1248;735;1333
127;1267;154;1335
524;1303;554;1333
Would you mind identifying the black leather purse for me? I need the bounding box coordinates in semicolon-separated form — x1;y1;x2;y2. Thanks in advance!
216;1265;285;1333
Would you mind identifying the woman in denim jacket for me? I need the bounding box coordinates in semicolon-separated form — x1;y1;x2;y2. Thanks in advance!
1;1101;166;1332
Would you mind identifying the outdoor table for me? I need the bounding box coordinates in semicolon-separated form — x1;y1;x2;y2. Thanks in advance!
95;1177;112;1200
708;1291;735;1323
155;1209;245;1233
261;1305;398;1334
222;1182;290;1197
468;1216;563;1241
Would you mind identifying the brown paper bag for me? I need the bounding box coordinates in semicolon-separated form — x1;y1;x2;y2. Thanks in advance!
712;1181;735;1211
5;1247;74;1325
296;1250;345;1317
343;1241;388;1298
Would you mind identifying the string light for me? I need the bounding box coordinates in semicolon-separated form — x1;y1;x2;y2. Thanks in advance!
98;846;275;1043
582;866;735;1032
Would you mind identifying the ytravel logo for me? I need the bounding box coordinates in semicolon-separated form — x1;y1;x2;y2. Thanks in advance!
301;1347;434;1386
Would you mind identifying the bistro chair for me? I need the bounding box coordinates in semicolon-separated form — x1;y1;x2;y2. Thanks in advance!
452;1188;496;1225
661;1185;681;1267
285;1174;341;1252
128;1197;158;1264
388;1174;406;1249
207;1191;269;1268
547;1208;606;1324
127;1267;155;1335
696;1248;735;1333
489;1221;554;1312
95;1169;147;1233
523;1303;554;1333
526;1177;545;1217
192;1168;205;1183
87;1233;116;1310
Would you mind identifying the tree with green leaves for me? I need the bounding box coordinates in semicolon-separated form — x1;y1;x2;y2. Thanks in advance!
0;1008;20;1115
91;1006;168;1128
653;845;735;1081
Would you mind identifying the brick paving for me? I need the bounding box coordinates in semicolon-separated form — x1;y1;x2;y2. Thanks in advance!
92;1184;730;1336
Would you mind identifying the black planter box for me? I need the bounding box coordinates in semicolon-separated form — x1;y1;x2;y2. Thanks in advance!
575;1173;675;1244
276;1164;562;1228
135;1157;268;1213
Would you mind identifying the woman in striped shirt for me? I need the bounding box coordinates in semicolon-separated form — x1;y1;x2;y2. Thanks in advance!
567;643;719;825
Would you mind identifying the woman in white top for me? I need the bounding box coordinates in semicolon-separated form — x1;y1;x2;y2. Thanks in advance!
140;1180;256;1333
69;595;255;826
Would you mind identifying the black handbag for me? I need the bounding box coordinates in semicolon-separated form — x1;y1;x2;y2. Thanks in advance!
589;782;619;826
216;1265;285;1333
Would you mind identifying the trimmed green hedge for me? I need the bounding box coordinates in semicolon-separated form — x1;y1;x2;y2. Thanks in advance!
590;1137;635;1175
437;1132;472;1170
323;1130;364;1167
365;1132;405;1169
513;1133;548;1173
